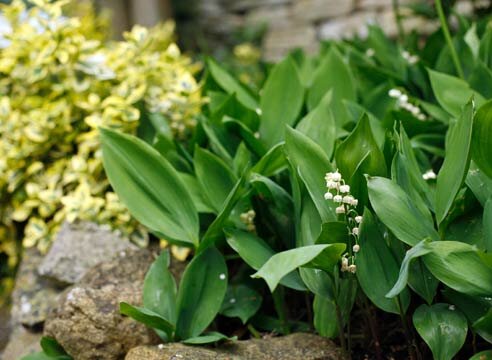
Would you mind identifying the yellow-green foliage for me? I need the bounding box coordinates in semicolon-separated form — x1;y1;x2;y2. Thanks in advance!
0;0;203;295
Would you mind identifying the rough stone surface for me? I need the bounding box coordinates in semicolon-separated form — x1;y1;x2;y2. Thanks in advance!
126;333;345;360
292;0;354;22
0;305;11;354
10;248;62;326
38;221;137;284
1;326;42;360
43;249;161;360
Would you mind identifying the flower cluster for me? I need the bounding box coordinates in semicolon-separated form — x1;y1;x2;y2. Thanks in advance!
324;170;362;273
422;169;437;180
240;209;256;233
0;0;203;295
402;50;419;65
388;88;427;121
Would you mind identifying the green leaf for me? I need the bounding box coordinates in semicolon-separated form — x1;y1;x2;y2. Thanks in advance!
178;173;215;213
182;331;237;345
436;100;474;224
220;284;262;324
423;241;492;297
175;247;228;340
484;198;492;253
120;302;175;339
471;100;492;179
386;240;433;298
143;250;177;324
100;127;199;247
225;228;306;291
259;57;304;148
316;222;349;245
251;143;287;176
194;147;237;213
428;69;484;118
466;161;492;206
413;303;468;360
285;127;335;222
40;337;70;358
296;92;336;157
357;210;410;314
336;114;387;182
313;295;338;338
299;267;334;299
473;308;492;343
252;244;346;292
367;177;439;246
207;58;258;111
307;47;355;111
470;350;492;360
407;258;439;304
223;116;266;157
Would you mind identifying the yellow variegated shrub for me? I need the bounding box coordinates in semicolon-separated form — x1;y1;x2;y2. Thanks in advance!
0;0;203;298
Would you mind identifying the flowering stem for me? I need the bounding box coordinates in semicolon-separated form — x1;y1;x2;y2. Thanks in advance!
435;0;464;79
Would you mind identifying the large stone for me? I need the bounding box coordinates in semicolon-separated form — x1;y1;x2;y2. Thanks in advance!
38;221;137;285
10;248;61;326
245;5;291;31
292;0;354;22
263;25;318;61
126;333;345;360
227;0;291;12
43;249;160;360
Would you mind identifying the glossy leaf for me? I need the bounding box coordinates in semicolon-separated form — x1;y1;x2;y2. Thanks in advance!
225;228;306;291
285;127;336;222
194;147;237;213
413;303;468;360
336;114;387;182
143;250;177;324
220;284;262;324
357;210;410;314
178;173;215;213
259;57;304;148
484;197;492;253
120;302;174;339
313;295;338;338
181;332;236;345
100;127;199;247
471;100;492;179
252;244;346;292
428;69;483;118
175;247;227;340
436;100;474;224
466;161;492;206
207;58;258;111
251;143;287;177
367;177;439;246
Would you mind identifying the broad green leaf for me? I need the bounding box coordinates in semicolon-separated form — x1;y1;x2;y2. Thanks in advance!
407;258;439;304
220;284;262;324
413;303;468;360
299;268;334;299
299;195;322;246
285;127;335;222
207;58;258;111
120;302;174;339
178;173;215;213
175;247;227;340
367;177;439;246
436;100;474;224
194;147;237;213
35;337;70;360
233;142;252;177
428;69;483;118
296;92;336;157
387;240;433;298
181;332;236;345
336;114;387;182
143;250;177;324
225;228;306;291
473;308;492;343
259;57;304;148
251;143;287;177
313;295;338;338
21;353;53;360
307;47;355;111
423;241;492;297
484;198;492;253
471;100;492;179
357;210;410;314
470;351;492;360
223;117;266;157
466;161;492;206
100;128;199;247
198;177;247;252
315;222;349;245
252;244;346;292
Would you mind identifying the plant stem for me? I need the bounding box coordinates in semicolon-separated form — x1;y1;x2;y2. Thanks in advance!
392;0;405;41
435;0;464;79
361;295;383;360
397;296;422;360
247;324;262;339
272;287;290;335
335;303;347;352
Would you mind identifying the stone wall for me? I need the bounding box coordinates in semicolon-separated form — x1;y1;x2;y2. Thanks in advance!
195;0;476;61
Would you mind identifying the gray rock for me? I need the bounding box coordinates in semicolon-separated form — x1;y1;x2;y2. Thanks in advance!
38;221;137;284
125;333;345;360
292;0;354;22
10;248;61;327
1;326;42;360
0;305;11;355
43;249;161;360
